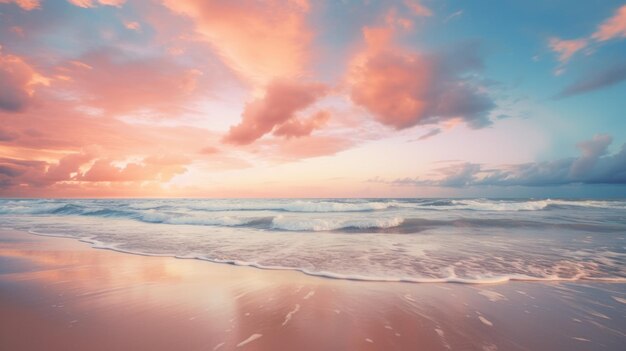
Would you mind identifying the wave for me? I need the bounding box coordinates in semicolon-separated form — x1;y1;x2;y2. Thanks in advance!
139;212;270;227
450;199;552;211
184;200;395;213
189;258;626;284
25;229;626;285
2;199;625;218
270;215;404;231
447;199;626;211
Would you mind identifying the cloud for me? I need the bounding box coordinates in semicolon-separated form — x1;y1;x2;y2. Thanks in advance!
67;0;125;8
0;0;40;10
124;21;140;30
592;5;626;41
80;156;187;182
348;28;494;129
0;152;92;188
548;37;587;63
0;48;49;112
403;0;432;17
428;162;482;187
199;146;219;155
0;128;19;141
546;6;626;89
444;10;463;23
547;5;626;76
0;158;46;188
569;134;612;178
557;61;626;97
273;135;353;160
414;128;441;141
382;134;626;187
163;0;312;86
273;110;330;138
223;80;328;145
0;151;188;191
57;49;208;115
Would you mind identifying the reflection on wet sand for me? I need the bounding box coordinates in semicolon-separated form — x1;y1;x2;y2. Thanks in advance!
1;230;624;351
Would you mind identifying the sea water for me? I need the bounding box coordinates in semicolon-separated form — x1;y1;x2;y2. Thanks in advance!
0;198;624;284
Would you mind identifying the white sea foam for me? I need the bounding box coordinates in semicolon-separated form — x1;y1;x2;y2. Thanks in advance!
16;228;626;285
140;212;259;227
2;198;625;285
281;304;300;326
612;296;626;304
183;200;394;212
448;199;626;212
451;199;552;211
236;334;262;347
478;315;493;326
477;290;507;302
271;215;404;231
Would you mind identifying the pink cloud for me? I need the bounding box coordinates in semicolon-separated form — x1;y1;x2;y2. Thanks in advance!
0;0;39;10
548;5;626;68
56;50;208;115
80;157;187;182
350;48;433;128
163;0;312;86
67;0;125;8
223;80;328;145
273;110;330;138
124;21;141;30
404;0;432;17
348;27;494;129
0;47;49;112
0;96;218;162
0;151;92;189
548;37;588;62
592;5;626;41
0;152;188;194
274;135;353;160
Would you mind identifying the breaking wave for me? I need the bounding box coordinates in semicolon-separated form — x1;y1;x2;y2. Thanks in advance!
1;198;625;284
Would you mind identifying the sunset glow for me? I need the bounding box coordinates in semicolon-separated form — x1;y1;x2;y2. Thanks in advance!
1;0;625;197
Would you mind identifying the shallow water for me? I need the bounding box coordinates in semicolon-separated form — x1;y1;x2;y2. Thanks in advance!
1;198;625;283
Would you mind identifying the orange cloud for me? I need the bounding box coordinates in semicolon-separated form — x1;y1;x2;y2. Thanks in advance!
0;78;287;197
348;27;493;129
0;47;49;112
224;80;328;145
592;5;626;41
0;151;92;189
0;0;39;10
548;37;587;63
56;50;207;115
350;47;433;128
80;156;187;182
273;110;330;138
163;0;312;86
0;154;188;197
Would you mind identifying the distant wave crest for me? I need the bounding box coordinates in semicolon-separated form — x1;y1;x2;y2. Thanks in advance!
271;215;405;231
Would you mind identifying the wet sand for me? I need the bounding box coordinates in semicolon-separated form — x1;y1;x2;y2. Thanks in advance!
1;229;624;350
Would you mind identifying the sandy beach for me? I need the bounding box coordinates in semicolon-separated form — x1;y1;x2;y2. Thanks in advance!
0;229;624;350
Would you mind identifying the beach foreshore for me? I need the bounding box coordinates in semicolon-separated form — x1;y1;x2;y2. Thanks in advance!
1;229;624;351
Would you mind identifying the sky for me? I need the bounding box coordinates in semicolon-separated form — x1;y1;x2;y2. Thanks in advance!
0;0;625;198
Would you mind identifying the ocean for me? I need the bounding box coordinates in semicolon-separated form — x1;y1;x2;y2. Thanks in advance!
1;198;624;284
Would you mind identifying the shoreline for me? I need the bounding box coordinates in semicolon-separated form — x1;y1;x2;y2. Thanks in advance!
24;228;626;285
1;229;625;350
